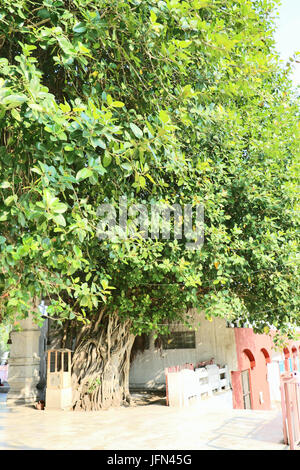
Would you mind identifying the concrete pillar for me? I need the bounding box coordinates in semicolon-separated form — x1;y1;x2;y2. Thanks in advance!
6;313;41;406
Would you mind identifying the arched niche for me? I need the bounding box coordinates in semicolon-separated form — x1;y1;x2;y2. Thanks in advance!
243;349;256;369
261;348;271;364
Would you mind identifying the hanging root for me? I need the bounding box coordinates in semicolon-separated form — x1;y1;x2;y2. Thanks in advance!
71;312;135;411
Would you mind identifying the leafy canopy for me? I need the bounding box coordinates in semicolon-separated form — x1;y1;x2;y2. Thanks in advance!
0;0;299;337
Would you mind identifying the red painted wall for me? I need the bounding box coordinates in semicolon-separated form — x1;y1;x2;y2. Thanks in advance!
235;328;273;410
231;371;244;409
233;328;300;411
234;328;273;410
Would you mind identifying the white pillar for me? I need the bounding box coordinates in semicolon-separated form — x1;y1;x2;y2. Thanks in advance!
6;313;41;406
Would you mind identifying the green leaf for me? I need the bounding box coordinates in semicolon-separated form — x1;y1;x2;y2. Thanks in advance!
11;108;21;121
53;202;68;214
2;94;27;109
76;168;93;180
73;22;87;34
100;279;109;290
29;103;43;112
139;175;146;188
111;101;125;108
193;0;209;7
159;110;170;124
53;214;66;227
37;8;51;18
121;162;132;171
106;94;113;106
64;145;74;152
150;10;157;23
130;123;143;139
103;153;112;167
4;195;17;206
91;137;106;149
73;245;82;257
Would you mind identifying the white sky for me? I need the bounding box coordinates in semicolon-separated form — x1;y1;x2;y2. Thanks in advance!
273;0;300;87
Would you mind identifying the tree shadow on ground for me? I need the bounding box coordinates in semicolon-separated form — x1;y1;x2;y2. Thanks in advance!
130;390;167;407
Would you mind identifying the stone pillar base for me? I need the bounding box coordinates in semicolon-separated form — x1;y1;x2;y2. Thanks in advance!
6;393;38;406
6;313;41;406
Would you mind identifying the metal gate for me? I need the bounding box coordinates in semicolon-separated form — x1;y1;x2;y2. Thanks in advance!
241;369;252;409
280;372;300;450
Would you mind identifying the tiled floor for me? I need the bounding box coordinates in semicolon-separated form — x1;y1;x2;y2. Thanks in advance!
0;392;287;450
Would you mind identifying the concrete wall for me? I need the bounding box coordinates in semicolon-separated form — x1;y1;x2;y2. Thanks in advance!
129;310;238;390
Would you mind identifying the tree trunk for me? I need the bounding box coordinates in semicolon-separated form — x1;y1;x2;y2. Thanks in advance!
71;311;135;411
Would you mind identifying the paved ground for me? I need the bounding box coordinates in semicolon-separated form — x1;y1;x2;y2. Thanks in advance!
0;391;287;450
